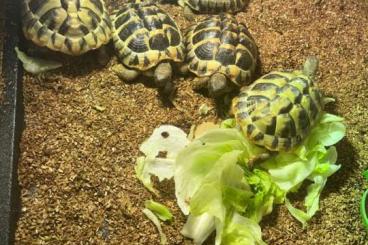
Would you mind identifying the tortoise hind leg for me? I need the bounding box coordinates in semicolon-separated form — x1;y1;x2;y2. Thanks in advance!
112;64;139;82
183;5;195;20
97;46;110;66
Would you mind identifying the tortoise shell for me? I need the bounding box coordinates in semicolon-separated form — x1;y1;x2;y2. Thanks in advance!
186;14;258;87
179;0;247;13
21;0;112;56
112;3;185;71
232;70;323;151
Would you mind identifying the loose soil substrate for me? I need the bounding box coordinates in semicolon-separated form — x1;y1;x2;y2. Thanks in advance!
15;0;368;244
0;0;5;103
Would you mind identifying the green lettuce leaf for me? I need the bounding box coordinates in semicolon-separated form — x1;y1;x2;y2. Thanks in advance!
222;212;267;245
175;128;264;215
261;155;317;193
136;110;346;244
179;150;251;244
305;113;345;147
145;200;173;222
262;114;346;227
244;169;285;223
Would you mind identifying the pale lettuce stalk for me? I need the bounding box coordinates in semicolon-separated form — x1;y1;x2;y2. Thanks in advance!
181;213;216;244
142;208;167;245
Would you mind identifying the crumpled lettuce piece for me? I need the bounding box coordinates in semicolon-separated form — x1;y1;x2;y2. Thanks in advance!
244;169;285;223
261;155;318;193
15;47;62;74
221;212;266;245
305;113;345;147
178;148;273;245
136;111;346;243
145;200;173;222
175;128;265;215
178;150;249;244
189;151;251;244
262;113;345;226
135;125;189;194
288;147;341;227
189;151;249;216
220;118;237;129
142;208;167;245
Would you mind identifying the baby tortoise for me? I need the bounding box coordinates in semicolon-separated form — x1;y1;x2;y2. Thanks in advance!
22;0;112;55
179;0;248;19
185;14;258;98
111;2;185;94
232;57;331;159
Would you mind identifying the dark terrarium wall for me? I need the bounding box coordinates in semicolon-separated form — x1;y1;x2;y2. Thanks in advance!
14;0;368;244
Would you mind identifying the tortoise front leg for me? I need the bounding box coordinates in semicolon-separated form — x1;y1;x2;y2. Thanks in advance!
154;62;172;88
208;72;232;98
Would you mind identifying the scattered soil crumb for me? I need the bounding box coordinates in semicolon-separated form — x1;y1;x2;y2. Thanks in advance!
15;0;368;244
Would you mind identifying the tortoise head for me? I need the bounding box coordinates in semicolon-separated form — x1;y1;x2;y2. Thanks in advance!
302;56;319;79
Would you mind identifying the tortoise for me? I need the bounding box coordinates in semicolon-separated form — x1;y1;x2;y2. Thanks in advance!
178;0;248;19
232;57;328;155
21;0;112;56
111;2;185;94
185;14;258;97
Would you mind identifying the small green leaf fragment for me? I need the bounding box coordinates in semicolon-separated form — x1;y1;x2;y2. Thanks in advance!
145;200;173;222
135;157;159;195
198;103;211;115
363;170;368;181
220;119;237;129
285;198;310;228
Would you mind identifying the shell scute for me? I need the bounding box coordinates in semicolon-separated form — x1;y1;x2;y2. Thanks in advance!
186;14;258;86
22;0;112;55
182;0;247;14
112;3;184;71
232;70;323;151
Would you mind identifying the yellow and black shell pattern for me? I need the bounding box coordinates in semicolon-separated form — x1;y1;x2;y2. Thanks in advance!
179;0;247;14
186;14;258;87
112;3;185;71
21;0;112;56
232;70;323;152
